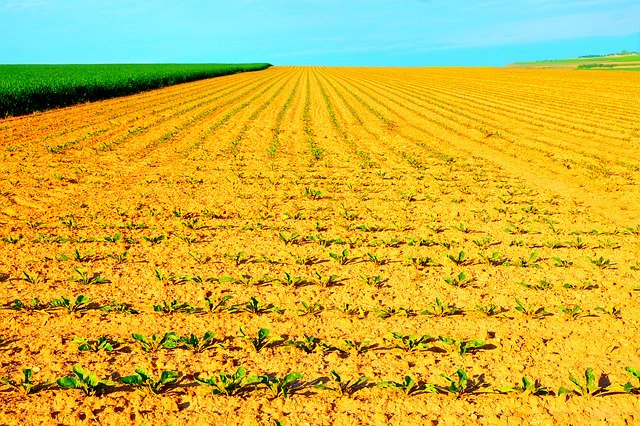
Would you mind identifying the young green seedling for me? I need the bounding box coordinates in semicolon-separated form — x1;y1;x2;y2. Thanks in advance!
389;333;430;351
22;271;42;284
623;367;640;394
378;376;437;396
296;301;323;317
278;272;304;288
278;232;300;245
196;367;252;396
57;365;115;396
407;256;440;268
315;370;369;396
594;306;622;319
588;256;614;269
254;372;303;399
558;367;608;396
49;295;92;314
239;327;282;352
286;335;336;354
142;235;165;245
475;303;502;317
313;272;339;287
557;304;588;319
153;300;197;314
553;256;573;268
100;300;139;314
365;252;387;265
70;269;108;285
121;369;179;394
372;306;412;319
229;297;283;315
444;272;474;288
359;275;387;289
514;299;550;319
342;339;374;355
131;332;179;352
421;297;461;317
329;249;352;265
438;336;485;356
446;251;468;266
517;279;552;291
5;298;47;311
513;252;541;268
437;370;474;398
103;232;121;243
303;187;322;200
497;377;551;396
224;251;249;266
179;332;217;353
73;336;117;352
484;252;510;266
204;295;233;312
106;251;129;264
1;369;52;395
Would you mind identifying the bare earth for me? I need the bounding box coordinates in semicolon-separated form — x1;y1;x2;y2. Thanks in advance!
1;67;640;425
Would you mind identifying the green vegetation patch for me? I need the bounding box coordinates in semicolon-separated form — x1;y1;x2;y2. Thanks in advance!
0;63;271;117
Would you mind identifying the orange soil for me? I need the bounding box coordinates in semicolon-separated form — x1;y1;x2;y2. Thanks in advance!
1;66;640;425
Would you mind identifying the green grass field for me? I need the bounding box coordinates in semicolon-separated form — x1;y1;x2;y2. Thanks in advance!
0;63;271;117
508;53;640;70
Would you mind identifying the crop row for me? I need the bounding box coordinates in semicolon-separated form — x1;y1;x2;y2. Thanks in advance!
1;294;624;320
3;364;640;399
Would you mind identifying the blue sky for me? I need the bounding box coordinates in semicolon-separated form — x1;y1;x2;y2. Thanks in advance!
0;0;639;65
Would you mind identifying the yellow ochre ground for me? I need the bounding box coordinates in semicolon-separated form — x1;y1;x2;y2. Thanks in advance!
1;67;640;425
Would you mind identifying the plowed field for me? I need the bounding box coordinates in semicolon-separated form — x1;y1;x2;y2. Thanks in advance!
1;66;640;425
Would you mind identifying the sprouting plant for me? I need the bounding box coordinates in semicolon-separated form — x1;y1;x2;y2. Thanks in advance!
484;252;510;266
1;369;52;395
514;299;550;318
558;367;608;396
365;252;387;266
473;237;495;249
182;218;204;230
553;256;573;268
4;298;47;311
131;332;179;352
438;336;485;356
420;297;461;317
444;272;474;288
563;280;599;290
229;297;283;315
518;279;552;290
569;237;588;249
446;251;469;266
22;271;42;284
437;370;476;398
278;272;304;288
196;367;252;396
378;376;437;396
73;336;116;352
59;217;77;229
329;249;351;265
286;335;336;354
623;367;640;394
475;303;502;317
49;295;92;314
106;251;129;264
588;256;614;269
303;187;322;200
513;252;541;268
240;327;282;352
1;235;22;244
175;233;197;245
254;372;303;399
179;332;217;353
278;232;300;245
315;371;369;396
337;303;368;318
204;295;233;312
373;306;412;319
594;306;622;319
100;300;139;314
498;377;551;396
142;234;165;245
342;339;374;355
153;300;197;314
389;333;430;351
359;275;387;289
408;256;440;268
312;272;339;287
188;251;210;265
72;249;94;263
121;369;179;394
225;251;248;266
557;304;587;319
70;268;108;285
103;232;121;243
57;365;115;396
296;301;324;317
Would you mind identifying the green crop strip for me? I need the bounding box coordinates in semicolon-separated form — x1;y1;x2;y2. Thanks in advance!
0;63;271;117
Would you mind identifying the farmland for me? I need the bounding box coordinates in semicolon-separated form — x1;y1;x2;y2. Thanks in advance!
0;63;271;118
1;66;640;424
508;52;640;70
